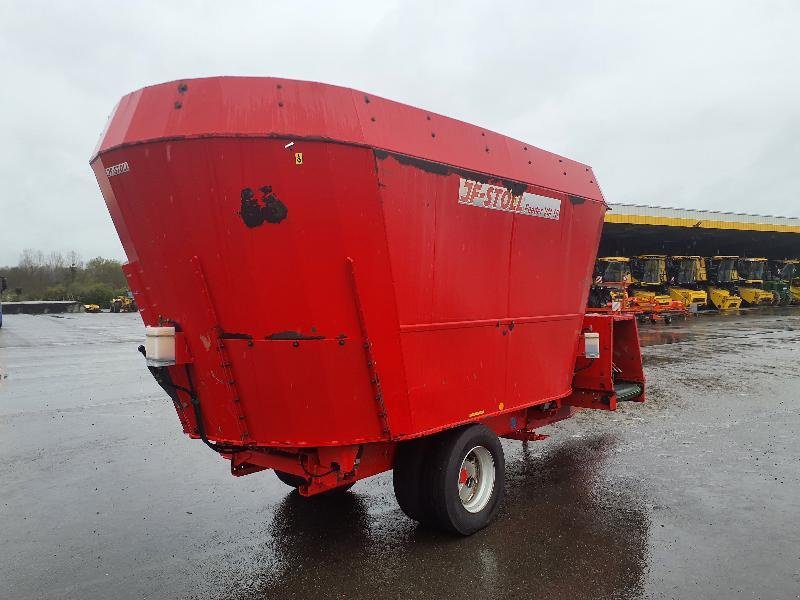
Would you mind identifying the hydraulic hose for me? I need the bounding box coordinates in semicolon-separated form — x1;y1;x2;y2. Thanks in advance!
138;344;240;455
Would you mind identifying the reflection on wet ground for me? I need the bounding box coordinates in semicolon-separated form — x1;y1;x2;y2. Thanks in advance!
637;305;800;347
249;435;648;600
2;310;799;599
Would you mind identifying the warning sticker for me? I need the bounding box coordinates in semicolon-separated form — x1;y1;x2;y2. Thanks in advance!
457;178;561;220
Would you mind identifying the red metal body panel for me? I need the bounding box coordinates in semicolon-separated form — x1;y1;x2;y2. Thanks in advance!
94;77;603;204
570;313;646;410
91;77;631;491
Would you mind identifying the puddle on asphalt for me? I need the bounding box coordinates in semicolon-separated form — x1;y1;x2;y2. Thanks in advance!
219;434;649;600
637;306;800;348
638;328;690;347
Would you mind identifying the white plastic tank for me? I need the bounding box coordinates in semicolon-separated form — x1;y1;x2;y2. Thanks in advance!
145;326;176;365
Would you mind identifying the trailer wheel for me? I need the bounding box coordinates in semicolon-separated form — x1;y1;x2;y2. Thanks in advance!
393;438;431;523
424;424;505;535
274;470;307;488
664;315;672;325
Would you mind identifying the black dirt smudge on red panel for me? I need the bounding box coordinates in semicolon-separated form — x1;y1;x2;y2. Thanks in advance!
239;185;288;227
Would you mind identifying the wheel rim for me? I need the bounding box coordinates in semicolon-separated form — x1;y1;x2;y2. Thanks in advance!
457;445;495;513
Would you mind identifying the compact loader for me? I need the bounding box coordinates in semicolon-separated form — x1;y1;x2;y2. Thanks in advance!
110;294;138;313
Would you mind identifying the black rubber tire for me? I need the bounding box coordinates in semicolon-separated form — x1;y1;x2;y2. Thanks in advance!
274;470;307;488
422;424;505;535
274;469;355;495
393;437;431;523
664;315;672;324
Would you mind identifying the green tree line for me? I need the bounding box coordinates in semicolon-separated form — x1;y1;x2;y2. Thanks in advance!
0;249;128;308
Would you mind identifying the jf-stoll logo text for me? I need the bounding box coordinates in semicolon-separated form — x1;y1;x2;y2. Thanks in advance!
458;177;561;220
105;162;130;178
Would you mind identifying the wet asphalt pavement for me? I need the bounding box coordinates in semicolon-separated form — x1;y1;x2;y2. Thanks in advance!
1;310;799;600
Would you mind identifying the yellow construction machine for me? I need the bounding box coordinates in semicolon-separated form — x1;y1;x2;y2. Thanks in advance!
666;256;709;308
706;256;742;310
588;256;688;323
630;255;673;305
110;294;138;313
588;257;631;309
777;259;800;303
736;258;777;306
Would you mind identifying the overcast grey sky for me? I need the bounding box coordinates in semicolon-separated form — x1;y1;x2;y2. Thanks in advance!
1;1;798;266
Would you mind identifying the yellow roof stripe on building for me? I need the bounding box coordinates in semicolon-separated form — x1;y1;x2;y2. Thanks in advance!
605;203;800;234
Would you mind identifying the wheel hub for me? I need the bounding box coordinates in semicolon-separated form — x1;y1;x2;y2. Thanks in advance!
457;445;495;513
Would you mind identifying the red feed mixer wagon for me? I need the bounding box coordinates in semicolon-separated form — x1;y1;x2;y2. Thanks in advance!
91;77;644;535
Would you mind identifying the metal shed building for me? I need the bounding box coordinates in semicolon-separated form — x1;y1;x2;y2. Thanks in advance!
600;203;800;259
